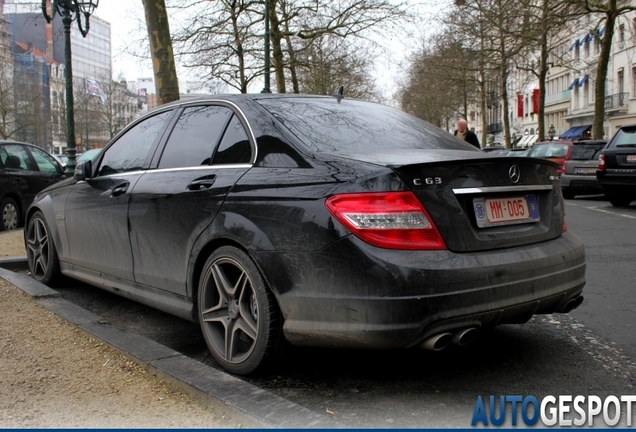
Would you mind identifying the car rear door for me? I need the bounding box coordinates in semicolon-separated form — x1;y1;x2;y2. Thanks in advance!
65;109;176;281
25;145;66;187
128;103;254;294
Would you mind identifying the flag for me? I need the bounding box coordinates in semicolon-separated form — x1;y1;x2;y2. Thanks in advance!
85;79;106;103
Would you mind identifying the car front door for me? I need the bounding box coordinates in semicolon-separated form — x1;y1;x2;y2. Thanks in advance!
65;109;176;280
128;104;253;294
0;144;43;212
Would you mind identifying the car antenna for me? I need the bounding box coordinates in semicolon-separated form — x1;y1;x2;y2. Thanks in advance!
332;85;344;103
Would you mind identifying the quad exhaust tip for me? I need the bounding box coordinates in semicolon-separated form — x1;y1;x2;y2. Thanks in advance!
421;327;478;351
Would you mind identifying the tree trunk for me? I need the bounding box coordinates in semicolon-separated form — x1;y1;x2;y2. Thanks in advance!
593;3;617;140
142;0;180;105
269;0;286;93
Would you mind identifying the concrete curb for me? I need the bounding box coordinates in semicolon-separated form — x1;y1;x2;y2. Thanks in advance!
0;261;344;429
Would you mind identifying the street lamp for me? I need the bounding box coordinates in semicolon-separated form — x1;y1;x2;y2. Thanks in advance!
548;124;556;141
261;0;271;93
41;0;99;176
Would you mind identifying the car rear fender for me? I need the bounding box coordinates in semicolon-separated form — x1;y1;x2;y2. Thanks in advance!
185;210;281;312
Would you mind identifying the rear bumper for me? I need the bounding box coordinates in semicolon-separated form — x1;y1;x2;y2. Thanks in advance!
253;231;586;349
597;172;636;189
560;174;602;192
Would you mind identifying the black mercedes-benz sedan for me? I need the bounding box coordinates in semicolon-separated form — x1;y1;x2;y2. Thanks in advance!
25;94;586;375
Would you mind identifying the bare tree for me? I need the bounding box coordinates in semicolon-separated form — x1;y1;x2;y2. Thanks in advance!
170;0;409;94
295;35;379;100
142;0;180;104
578;0;636;139
400;35;479;128
90;74;138;141
0;63;17;140
11;62;49;144
513;0;581;141
171;0;265;93
269;0;410;93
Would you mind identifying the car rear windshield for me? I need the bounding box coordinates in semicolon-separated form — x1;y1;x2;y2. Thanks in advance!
527;143;568;159
255;97;471;153
610;127;636;148
569;143;606;160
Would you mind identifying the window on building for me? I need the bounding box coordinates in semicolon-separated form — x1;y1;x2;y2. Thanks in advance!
573;85;579;110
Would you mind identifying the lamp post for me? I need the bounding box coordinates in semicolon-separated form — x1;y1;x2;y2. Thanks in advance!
548;124;556;141
41;0;99;176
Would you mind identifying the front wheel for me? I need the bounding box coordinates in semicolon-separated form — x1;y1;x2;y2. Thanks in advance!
198;246;283;375
26;211;61;285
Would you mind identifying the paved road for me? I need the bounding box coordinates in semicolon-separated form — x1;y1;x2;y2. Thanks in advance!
36;195;636;428
562;196;636;358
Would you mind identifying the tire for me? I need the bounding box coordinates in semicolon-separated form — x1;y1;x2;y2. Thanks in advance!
562;189;575;200
1;197;20;231
608;194;633;207
26;211;61;285
198;246;283;375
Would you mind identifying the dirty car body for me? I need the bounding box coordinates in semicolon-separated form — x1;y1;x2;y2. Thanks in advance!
26;95;586;375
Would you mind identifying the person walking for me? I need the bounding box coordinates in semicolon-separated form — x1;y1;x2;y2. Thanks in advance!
454;119;480;149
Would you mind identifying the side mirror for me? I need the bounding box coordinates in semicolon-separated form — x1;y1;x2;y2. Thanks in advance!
74;160;93;181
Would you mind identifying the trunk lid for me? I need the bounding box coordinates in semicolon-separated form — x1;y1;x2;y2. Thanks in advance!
334;150;564;253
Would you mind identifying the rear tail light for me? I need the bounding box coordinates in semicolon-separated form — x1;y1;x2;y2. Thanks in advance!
557;163;566;176
598;154;606;171
325;192;447;250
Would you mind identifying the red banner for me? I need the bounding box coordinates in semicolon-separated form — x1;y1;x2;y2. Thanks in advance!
532;89;539;114
517;94;524;117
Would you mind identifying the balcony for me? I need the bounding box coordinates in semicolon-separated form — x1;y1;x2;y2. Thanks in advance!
487;123;503;134
605;92;628;113
545;90;571;106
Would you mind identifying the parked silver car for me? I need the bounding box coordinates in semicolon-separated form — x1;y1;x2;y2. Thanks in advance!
559;140;607;199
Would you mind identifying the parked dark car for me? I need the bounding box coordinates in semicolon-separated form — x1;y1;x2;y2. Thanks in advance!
481;145;507;154
25;95;586;375
0;140;65;231
597;125;636;207
559;140;607;199
506;148;530;157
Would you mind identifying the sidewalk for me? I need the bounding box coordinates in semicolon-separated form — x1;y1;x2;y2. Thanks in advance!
0;229;237;428
0;229;343;429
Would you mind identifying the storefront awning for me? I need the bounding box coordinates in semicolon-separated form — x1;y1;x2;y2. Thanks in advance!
515;135;537;148
578;75;589;87
559;125;592;140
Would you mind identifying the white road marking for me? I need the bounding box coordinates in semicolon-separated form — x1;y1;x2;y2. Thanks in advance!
566;202;636;219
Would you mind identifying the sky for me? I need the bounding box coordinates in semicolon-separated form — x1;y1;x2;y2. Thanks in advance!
90;1;445;98
92;2;154;81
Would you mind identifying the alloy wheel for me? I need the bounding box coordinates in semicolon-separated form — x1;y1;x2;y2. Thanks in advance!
200;257;259;365
2;201;18;230
26;217;51;281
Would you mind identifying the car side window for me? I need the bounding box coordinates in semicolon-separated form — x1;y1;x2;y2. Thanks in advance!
97;110;173;177
2;144;35;171
212;114;252;165
29;146;62;174
158;105;233;169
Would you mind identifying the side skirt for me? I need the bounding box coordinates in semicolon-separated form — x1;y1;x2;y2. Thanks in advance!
60;262;197;322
